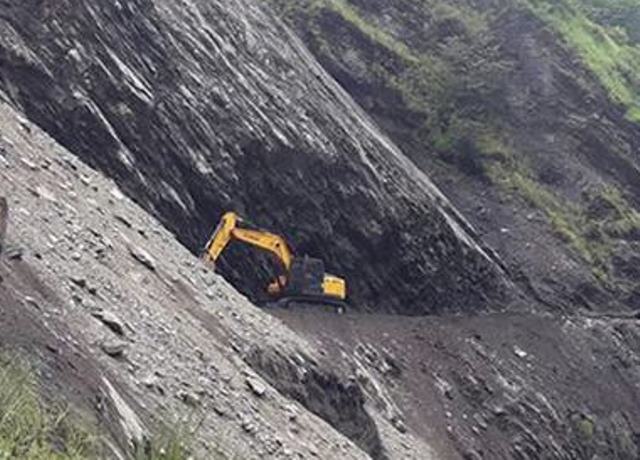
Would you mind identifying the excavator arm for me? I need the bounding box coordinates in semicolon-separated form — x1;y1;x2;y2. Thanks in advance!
203;211;293;277
203;211;239;263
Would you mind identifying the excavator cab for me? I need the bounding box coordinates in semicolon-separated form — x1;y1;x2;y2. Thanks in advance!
202;212;347;309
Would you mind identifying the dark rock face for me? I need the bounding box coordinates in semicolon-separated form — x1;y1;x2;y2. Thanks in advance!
0;102;410;458
0;0;511;314
245;347;388;460
3;3;640;459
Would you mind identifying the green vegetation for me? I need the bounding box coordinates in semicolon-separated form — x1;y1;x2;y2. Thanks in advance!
474;133;607;277
490;155;640;279
0;354;196;460
0;355;95;460
576;416;595;441
586;186;640;239
473;132;640;279
323;0;420;64
493;165;609;274
135;429;193;460
578;0;640;44
269;0;640;280
524;0;640;122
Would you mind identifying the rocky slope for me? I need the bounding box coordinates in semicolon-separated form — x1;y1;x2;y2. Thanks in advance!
0;98;437;459
0;0;516;315
5;99;638;460
276;308;640;460
268;0;640;312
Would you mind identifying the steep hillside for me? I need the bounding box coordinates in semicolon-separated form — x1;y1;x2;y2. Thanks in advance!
0;98;436;459
3;96;639;460
0;0;514;314
3;95;640;459
578;0;640;45
268;0;640;311
1;1;640;459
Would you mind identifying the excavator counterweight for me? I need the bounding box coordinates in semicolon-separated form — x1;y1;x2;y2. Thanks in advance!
203;212;347;308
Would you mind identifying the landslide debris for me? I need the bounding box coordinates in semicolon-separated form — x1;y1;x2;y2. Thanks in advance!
2;0;639;459
0;0;514;314
0;98;439;459
275;308;640;460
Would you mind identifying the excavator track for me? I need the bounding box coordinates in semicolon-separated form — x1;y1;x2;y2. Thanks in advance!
270;296;347;314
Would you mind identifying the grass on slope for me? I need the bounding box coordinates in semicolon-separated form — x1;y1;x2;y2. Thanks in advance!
494;166;609;277
479;132;640;280
0;355;94;460
135;430;193;460
579;0;640;44
525;0;640;122
270;0;640;279
323;0;420;64
0;354;194;460
304;0;504;133
590;186;640;239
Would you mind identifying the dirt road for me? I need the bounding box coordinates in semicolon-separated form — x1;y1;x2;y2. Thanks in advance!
274;307;640;459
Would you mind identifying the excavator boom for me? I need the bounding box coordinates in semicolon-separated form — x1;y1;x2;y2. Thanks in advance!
203;212;293;270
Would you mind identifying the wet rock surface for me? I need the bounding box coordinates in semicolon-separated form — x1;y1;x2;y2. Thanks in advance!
0;0;513;314
0;197;6;251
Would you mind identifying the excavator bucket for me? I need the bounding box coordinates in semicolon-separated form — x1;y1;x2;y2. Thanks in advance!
202;220;224;264
202;211;239;264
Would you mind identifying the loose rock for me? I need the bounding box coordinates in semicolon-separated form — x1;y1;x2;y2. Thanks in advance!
23;296;40;310
246;377;267;397
513;346;528;359
128;245;156;271
101;339;128;358
92;309;126;336
177;390;200;407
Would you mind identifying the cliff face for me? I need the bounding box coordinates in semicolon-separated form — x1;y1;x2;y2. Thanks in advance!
268;0;640;312
0;0;513;314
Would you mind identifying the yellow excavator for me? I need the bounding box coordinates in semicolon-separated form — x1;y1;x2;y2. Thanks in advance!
202;212;347;308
